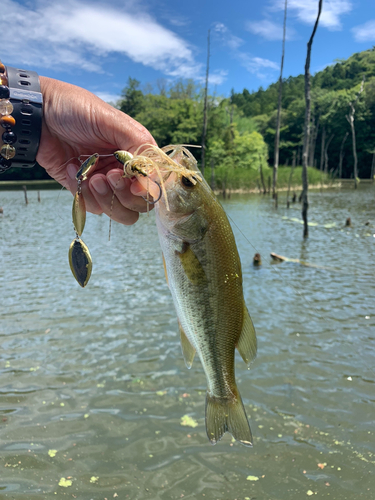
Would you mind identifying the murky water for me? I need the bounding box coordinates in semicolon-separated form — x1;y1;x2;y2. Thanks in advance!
0;185;374;500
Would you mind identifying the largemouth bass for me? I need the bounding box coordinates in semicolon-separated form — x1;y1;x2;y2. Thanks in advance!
154;151;257;447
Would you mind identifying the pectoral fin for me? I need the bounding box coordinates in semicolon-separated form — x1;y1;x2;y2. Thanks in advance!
162;252;169;286
179;320;196;369
236;304;257;367
177;243;207;285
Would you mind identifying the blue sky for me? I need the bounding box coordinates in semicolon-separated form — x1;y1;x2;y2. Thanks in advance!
2;0;375;103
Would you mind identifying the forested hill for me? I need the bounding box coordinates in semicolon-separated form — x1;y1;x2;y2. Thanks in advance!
231;49;375;116
231;48;375;178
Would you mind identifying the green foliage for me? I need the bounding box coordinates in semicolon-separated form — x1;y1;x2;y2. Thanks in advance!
207;129;268;189
119;78;145;117
135;94;202;146
230;49;375;178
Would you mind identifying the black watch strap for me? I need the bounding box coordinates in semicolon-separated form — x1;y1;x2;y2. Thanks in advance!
5;66;43;168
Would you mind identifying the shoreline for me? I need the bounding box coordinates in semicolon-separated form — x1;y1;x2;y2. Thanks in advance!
0;179;372;193
214;182;342;195
0;180;60;191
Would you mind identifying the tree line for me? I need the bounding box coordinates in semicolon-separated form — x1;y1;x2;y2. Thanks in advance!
3;48;375;182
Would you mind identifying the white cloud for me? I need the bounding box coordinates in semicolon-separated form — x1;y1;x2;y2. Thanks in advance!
271;0;352;30
0;0;200;78
213;22;245;50
212;22;278;79
208;70;229;86
352;20;375;42
246;19;296;41
94;91;122;104
238;54;279;78
168;17;190;27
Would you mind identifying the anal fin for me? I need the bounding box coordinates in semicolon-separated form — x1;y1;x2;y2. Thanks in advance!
179;320;196;369
237;304;257;367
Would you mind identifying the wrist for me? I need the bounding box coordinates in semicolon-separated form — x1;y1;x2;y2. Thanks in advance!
0;63;42;173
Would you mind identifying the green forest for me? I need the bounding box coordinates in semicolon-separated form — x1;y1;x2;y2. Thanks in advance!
4;48;375;187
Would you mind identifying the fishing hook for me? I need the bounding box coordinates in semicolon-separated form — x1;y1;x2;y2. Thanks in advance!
141;181;162;204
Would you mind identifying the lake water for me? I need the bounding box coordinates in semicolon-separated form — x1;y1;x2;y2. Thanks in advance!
0;185;374;500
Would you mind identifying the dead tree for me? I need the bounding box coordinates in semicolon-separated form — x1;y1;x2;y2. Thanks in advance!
346;76;365;189
273;0;288;199
286;161;296;208
302;0;323;238
259;154;267;194
338;131;349;178
201;29;210;176
22;185;28;204
309;115;319;167
324;134;334;173
319;126;326;171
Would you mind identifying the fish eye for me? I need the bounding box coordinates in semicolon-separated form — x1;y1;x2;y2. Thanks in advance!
181;176;196;188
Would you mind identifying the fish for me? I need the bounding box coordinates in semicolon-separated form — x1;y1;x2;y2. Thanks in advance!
153;148;257;447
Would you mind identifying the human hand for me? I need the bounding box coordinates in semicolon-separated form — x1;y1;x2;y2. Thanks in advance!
37;77;157;225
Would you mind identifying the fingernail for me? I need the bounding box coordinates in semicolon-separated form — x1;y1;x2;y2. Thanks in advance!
108;173;126;190
67;163;78;180
91;176;109;195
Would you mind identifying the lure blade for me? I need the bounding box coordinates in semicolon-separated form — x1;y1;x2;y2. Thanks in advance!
69;239;92;287
72;192;86;236
76;153;99;181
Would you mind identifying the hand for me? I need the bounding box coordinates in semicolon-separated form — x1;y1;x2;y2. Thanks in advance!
37;77;157;225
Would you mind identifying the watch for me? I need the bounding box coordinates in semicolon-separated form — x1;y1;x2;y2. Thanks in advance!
1;65;42;170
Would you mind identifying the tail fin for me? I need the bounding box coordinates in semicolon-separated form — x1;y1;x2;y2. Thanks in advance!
205;390;253;447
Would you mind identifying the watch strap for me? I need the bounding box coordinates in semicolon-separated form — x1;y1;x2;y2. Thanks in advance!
5;66;43;168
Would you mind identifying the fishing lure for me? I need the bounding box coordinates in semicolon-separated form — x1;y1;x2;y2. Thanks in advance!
68;153;99;287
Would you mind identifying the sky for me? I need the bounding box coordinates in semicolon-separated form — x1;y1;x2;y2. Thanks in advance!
1;0;375;103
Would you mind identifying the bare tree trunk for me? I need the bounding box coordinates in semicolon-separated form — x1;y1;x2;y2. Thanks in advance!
346;76;365;189
309;116;319;167
259;154;267;194
292;150;296;168
273;0;288;199
287;161;296;208
319;126;326;171
302;0;323;238
339;131;349;178
201;29;210;176
371;150;375;182
22;185;28;205
324;134;334;173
